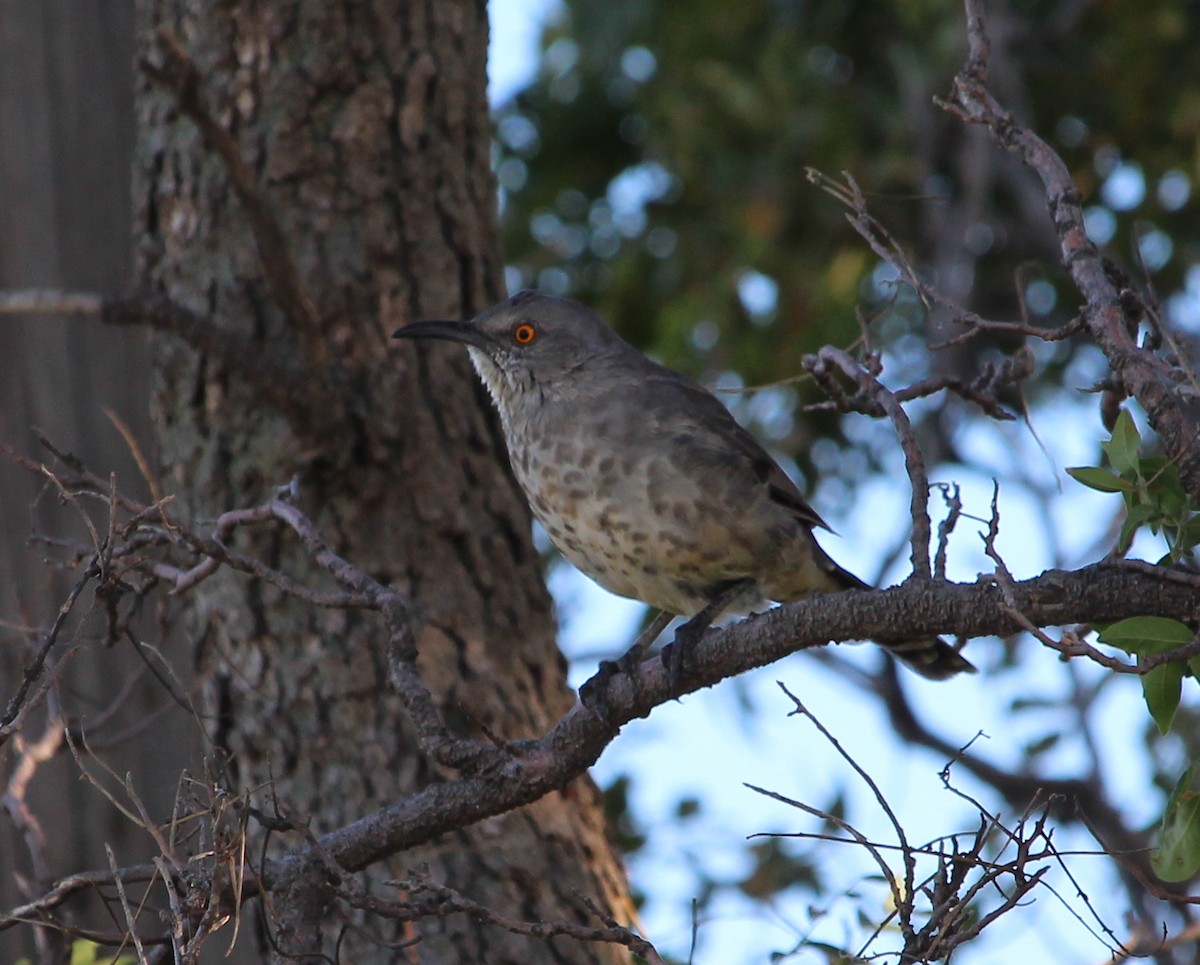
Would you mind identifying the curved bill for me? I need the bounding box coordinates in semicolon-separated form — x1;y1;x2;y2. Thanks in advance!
392;320;491;351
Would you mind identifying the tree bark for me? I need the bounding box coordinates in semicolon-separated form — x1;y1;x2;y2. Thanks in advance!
133;2;631;962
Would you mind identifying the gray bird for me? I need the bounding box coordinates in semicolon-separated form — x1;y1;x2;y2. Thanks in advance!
395;290;974;681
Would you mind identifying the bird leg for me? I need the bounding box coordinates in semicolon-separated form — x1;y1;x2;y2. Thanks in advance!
580;609;675;717
662;578;755;693
616;610;676;672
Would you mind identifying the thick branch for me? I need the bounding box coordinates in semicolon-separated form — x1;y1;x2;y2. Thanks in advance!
3;536;1196;933
263;560;1196;884
0;290;333;439
103;292;314;424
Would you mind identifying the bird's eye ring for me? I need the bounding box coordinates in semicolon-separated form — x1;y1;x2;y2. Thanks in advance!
513;322;537;345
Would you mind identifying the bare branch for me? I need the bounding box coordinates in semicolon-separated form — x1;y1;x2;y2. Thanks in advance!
369;873;668;964
105;844;152;964
946;0;1200;501
805;167;1079;348
4;443;1199;950
0;289;105;315
2;694;65;894
103;292;322;434
808;346;934;578
0;572;91;745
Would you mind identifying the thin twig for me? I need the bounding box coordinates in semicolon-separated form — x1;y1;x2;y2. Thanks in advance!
1;572;92;742
945;0;1200;501
809;346;933;577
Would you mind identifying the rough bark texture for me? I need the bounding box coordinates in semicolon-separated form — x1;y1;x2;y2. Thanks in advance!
133;2;630;962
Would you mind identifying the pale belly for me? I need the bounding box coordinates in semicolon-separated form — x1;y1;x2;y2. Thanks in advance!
512;452;765;615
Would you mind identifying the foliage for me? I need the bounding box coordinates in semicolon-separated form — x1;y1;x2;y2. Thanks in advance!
1070;408;1200;883
494;0;1200;959
1154;764;1200;883
1069;409;1200;564
497;0;1200;374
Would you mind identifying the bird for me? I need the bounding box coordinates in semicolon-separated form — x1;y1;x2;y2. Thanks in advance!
394;290;975;683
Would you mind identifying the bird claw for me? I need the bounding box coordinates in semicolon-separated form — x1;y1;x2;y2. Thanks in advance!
661;620;705;694
579;659;623;722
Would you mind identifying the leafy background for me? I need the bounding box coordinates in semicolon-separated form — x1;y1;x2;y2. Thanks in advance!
489;0;1200;961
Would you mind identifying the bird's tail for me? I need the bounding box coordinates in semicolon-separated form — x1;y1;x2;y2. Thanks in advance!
880;637;976;680
816;552;976;680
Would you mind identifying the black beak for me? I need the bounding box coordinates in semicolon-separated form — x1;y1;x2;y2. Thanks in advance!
392;320;491;351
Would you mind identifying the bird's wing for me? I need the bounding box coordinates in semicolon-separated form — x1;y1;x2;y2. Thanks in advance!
637;372;832;533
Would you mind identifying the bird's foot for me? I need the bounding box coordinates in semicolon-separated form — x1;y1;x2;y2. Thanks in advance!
661;616;708;695
579;659;623;721
661;578;754;694
580;610;674;719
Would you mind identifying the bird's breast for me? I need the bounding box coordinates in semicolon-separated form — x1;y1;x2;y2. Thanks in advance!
501;415;763;615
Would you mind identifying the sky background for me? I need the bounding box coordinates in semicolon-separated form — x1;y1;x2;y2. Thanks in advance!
484;4;1190;962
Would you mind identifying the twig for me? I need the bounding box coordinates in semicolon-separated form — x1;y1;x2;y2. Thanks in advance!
0;572;92;743
808;345;933;578
105;844;151;964
806;167;1076;348
3;693;65;892
945;0;1200;501
934;483;963;581
376;872;669;964
775;682;919;939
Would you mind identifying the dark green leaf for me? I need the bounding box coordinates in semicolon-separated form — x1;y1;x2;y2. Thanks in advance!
1098;617;1194;655
1152;765;1200;882
1143;662;1185;735
1066;466;1134;493
1103;409;1141;475
1118;503;1158;551
1177;516;1200;552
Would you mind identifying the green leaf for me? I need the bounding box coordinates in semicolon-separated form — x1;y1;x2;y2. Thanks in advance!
1118;502;1158;551
1143;661;1185;735
1098;616;1194;655
1152;765;1200;882
1137;455;1171;476
1103;409;1141;474
1177;516;1200;552
1066;466;1134;493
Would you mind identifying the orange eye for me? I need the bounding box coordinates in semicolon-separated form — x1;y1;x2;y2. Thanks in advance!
513;322;537;345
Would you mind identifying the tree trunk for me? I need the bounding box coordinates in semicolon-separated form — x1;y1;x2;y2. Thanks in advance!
134;2;631;962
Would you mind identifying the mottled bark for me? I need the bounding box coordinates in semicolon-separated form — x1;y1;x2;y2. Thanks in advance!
133;2;630;962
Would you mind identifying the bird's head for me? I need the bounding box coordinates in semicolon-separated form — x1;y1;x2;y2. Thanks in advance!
393;291;630;410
